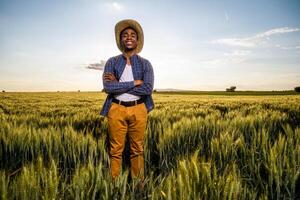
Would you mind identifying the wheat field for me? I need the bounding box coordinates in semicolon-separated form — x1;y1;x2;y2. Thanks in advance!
0;92;299;200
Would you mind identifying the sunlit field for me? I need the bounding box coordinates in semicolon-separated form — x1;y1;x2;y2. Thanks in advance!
1;92;299;199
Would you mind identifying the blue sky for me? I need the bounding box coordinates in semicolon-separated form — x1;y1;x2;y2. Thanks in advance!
1;0;300;91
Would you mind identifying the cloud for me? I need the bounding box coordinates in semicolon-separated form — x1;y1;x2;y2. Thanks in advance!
255;27;300;38
112;2;122;11
200;57;245;66
212;38;256;47
224;50;251;56
224;10;229;21
211;27;300;48
105;2;123;12
199;50;251;67
86;60;106;71
275;44;300;50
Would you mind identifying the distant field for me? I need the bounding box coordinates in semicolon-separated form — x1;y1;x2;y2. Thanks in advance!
0;92;300;199
155;90;300;95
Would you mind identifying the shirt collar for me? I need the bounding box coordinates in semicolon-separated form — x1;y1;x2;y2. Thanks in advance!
121;53;138;61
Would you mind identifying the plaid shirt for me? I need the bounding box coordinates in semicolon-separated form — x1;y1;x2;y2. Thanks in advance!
100;54;154;116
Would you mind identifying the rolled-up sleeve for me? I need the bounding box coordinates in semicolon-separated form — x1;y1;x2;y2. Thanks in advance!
102;58;135;94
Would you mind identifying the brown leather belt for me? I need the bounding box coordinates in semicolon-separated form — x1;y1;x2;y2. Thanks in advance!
112;98;144;107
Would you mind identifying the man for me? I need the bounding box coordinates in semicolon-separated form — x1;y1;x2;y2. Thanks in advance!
100;19;154;181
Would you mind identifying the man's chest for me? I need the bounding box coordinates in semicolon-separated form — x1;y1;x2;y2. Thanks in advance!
114;63;144;80
119;65;134;82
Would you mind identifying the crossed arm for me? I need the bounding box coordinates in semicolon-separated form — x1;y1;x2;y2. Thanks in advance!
102;58;154;96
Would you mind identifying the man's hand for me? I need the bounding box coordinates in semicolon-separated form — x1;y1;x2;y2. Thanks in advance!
134;80;143;86
104;73;117;82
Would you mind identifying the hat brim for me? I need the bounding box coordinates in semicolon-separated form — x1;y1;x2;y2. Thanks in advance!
115;19;144;54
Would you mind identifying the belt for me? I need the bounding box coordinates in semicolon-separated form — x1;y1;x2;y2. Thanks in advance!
112;98;144;107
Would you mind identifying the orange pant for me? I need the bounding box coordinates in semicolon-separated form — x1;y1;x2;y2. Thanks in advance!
107;102;148;180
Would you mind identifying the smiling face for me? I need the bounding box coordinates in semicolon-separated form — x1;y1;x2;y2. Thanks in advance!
120;27;138;52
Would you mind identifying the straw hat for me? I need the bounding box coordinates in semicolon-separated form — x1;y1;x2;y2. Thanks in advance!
115;19;144;53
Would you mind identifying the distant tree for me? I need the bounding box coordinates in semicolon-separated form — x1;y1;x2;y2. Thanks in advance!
2;90;5;93
295;86;300;92
226;86;236;92
153;89;157;93
78;90;80;92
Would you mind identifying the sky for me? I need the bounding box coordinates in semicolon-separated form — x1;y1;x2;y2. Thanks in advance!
0;0;300;91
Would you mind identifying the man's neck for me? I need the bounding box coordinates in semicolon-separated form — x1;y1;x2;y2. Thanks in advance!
123;50;136;65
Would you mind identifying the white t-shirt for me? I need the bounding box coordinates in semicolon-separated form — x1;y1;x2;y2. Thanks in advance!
114;64;141;102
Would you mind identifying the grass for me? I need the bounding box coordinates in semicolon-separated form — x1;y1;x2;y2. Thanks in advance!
0;92;300;199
